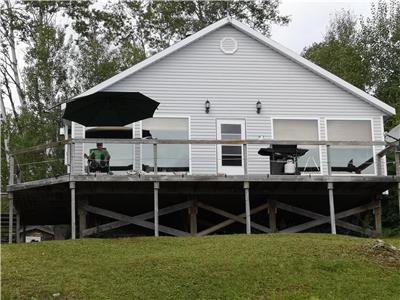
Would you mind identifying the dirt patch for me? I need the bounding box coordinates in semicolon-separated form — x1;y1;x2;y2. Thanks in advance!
361;239;400;268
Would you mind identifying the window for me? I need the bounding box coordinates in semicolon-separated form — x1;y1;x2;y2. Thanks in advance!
217;120;245;174
221;124;242;166
142;118;189;172
327;120;374;175
273;119;321;173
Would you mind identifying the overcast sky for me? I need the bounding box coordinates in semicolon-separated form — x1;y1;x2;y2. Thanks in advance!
271;0;379;54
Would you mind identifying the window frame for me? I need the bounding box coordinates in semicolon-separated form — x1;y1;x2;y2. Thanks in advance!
325;117;376;176
271;117;323;175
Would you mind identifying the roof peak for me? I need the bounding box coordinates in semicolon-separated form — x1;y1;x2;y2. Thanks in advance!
73;17;395;116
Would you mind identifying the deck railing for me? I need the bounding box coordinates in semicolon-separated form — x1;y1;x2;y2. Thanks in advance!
7;138;400;184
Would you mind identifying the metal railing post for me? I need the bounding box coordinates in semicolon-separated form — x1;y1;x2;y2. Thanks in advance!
243;143;248;176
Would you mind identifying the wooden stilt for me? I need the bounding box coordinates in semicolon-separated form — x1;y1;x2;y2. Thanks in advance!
268;199;277;233
154;182;159;237
328;182;336;234
189;201;198;236
8;155;14;244
23;225;26;243
16;209;20;243
8;196;13;244
70;181;76;240
244;181;251;234
396;150;400;215
374;198;382;237
78;200;88;238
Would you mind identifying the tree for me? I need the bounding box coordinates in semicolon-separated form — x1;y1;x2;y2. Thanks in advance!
122;0;290;53
360;0;400;128
303;1;400;128
303;11;371;91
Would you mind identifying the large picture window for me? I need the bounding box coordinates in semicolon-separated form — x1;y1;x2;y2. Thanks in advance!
327;120;374;175
273;119;321;173
142;118;189;173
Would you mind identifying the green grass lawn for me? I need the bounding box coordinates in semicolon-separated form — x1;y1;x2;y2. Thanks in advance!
2;234;400;299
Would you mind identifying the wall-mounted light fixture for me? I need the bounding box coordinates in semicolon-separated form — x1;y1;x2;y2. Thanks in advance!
256;101;262;114
205;100;211;113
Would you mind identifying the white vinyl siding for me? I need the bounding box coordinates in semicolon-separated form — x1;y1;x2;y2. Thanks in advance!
71;25;386;175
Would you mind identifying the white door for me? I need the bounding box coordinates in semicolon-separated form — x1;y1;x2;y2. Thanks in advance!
217;120;246;175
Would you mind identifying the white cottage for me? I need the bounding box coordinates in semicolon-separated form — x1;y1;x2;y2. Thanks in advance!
70;17;394;177
7;18;398;241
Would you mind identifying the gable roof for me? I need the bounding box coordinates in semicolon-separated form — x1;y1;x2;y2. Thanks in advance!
75;17;395;116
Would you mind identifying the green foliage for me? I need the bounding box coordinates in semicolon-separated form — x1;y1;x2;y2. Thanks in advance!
303;1;400;129
1;108;66;186
127;0;290;52
303;11;372;90
2;235;400;299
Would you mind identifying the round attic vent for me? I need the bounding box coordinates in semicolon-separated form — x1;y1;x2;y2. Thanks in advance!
220;37;238;54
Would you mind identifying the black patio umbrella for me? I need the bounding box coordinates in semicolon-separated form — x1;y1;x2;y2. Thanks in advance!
62;91;159;126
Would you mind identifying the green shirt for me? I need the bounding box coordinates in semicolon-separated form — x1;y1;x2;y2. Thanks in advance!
90;148;110;160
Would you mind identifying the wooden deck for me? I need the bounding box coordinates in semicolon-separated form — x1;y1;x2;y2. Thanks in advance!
6;138;400;242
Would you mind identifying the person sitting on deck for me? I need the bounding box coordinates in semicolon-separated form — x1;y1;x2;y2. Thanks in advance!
84;142;111;173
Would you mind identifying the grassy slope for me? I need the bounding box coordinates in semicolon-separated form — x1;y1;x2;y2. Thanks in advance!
2;234;400;300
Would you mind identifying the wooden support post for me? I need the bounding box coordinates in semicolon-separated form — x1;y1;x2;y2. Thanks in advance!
8;154;14;244
78;199;88;238
8;196;13;244
23;225;26;243
16;209;20;243
396;150;400;215
154;181;159;237
374;198;382;237
153;144;158;175
328;182;336;234
189;201;198;236
268;199;277;233
244;181;251;234
70;181;76;240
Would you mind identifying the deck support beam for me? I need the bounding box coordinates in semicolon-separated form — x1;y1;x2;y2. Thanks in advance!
154;182;159;237
70;181;76;240
244;181;251;234
278;201;379;236
328;182;336;234
8;196;13;244
268;199;277;233
196;202;270;236
374;198;382;237
189;200;198;236
78;199;88;238
15;209;20;243
8;154;14;243
396;150;400;215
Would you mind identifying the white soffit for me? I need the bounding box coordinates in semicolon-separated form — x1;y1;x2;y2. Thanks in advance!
74;17;395;116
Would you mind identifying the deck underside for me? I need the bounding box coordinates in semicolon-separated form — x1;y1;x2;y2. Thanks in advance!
9;175;397;237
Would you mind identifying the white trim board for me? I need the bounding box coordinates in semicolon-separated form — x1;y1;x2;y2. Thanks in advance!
72;17;395;116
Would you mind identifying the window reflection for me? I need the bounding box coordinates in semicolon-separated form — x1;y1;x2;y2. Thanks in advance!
142;118;189;172
327;120;374;175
